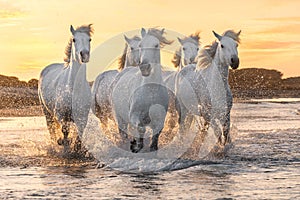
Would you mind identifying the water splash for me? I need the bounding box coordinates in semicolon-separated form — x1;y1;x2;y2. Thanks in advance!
82;112;237;173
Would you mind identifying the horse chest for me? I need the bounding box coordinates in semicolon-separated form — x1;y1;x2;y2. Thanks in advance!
130;83;169;112
54;84;73;118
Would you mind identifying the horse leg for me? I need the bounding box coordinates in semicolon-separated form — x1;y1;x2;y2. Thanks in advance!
150;128;161;151
73;135;82;153
165;91;178;136
130;125;144;153
148;104;167;151
116;116;128;140
99;114;109;132
60;121;71;153
210;118;224;146
222;112;231;145
114;116;130;150
181;119;209;159
42;106;59;143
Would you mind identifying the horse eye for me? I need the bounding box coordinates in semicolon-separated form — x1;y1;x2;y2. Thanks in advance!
155;44;159;48
221;44;224;48
89;38;92;42
131;47;134;50
73;38;76;42
183;47;186;51
196;48;199;51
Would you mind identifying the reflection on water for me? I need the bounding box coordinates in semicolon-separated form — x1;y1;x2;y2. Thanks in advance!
0;100;300;199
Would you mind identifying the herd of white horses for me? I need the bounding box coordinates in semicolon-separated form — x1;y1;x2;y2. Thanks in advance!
38;24;241;155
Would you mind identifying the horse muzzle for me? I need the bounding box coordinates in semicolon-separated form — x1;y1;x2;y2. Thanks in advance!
80;51;90;63
230;56;239;70
183;57;196;66
139;63;152;77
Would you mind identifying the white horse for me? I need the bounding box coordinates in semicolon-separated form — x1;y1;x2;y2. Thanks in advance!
38;24;93;152
91;35;141;131
175;30;241;147
163;33;201;136
111;28;173;153
172;32;200;69
164;32;200;91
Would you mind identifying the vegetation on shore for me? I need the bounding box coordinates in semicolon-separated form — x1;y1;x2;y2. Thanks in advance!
0;68;299;114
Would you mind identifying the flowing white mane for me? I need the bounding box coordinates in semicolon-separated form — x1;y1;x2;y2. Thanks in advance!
146;28;173;47
172;32;201;68
64;24;94;64
197;30;240;69
118;35;141;70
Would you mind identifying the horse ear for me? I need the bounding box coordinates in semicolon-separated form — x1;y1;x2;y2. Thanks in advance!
213;31;222;41
161;28;165;35
141;28;146;38
237;30;241;36
124;35;130;44
177;37;183;45
70;25;75;35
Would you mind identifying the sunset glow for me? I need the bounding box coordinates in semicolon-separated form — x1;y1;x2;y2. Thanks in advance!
1;0;300;80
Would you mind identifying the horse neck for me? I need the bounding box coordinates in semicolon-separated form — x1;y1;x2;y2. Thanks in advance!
142;54;163;84
67;48;85;87
197;51;230;109
212;49;229;83
124;54;133;68
178;60;184;71
124;57;130;68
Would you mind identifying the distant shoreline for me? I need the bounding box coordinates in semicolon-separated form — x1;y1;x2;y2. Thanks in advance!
1;96;300;117
1;69;300;117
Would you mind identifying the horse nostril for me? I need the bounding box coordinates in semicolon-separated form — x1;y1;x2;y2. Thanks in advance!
231;58;234;63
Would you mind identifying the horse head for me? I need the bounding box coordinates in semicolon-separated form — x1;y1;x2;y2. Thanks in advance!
138;28;173;77
70;24;93;64
177;32;200;68
213;30;241;69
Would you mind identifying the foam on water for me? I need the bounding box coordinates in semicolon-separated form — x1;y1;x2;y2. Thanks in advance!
81;113;237;173
0;101;299;199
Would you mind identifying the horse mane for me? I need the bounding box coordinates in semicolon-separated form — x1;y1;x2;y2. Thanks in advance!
64;38;73;63
197;30;240;69
64;24;94;64
223;30;241;43
171;49;181;68
147;28;173;47
118;35;141;70
172;32;201;68
118;43;128;70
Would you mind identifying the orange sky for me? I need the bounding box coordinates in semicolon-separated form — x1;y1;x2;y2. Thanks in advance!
0;0;300;81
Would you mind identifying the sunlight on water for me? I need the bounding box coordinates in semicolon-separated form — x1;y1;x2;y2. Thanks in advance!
0;117;95;168
0;101;299;199
81;111;238;173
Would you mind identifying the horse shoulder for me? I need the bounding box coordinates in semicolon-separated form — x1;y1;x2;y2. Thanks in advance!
40;63;64;78
176;64;195;83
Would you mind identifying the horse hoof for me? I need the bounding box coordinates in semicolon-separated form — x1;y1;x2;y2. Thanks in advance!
57;138;63;145
74;143;81;153
130;139;143;153
57;138;70;146
150;146;158;152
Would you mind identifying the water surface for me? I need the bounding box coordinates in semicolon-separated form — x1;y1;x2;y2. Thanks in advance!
0;100;299;199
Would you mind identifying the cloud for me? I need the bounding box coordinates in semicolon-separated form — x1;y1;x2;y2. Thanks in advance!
254;24;300;35
244;40;300;49
0;10;25;18
255;16;300;22
0;2;26;19
262;0;300;8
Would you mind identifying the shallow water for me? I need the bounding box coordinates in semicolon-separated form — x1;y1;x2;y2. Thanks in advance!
0;100;300;199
